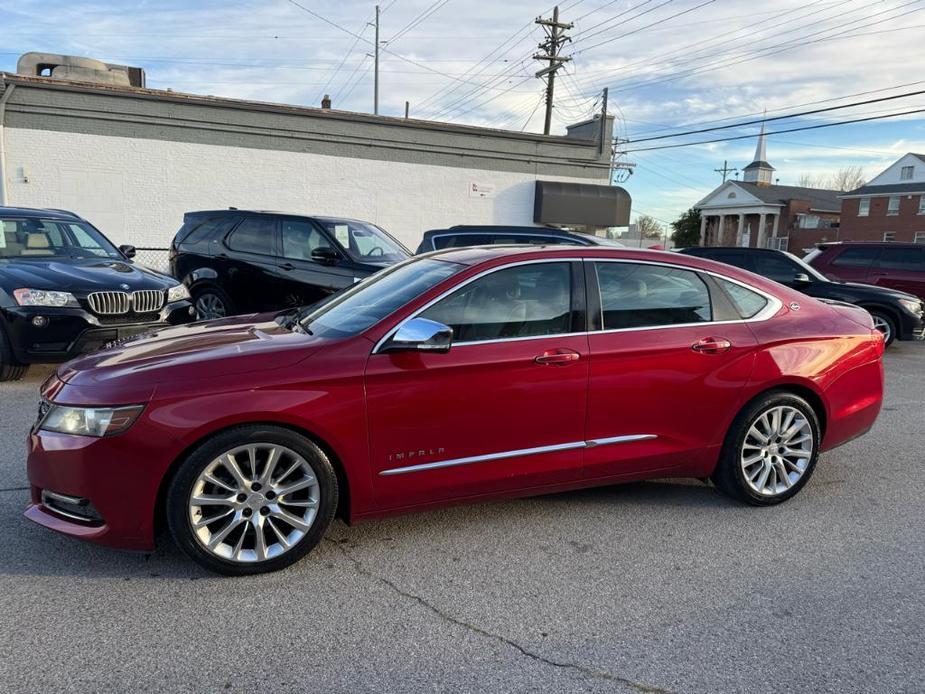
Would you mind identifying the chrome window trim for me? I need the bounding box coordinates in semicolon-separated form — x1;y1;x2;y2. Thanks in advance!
372;256;784;353
380;434;657;476
430;231;588;250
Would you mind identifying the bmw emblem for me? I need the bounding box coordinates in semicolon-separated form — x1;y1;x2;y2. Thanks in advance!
120;283;131;290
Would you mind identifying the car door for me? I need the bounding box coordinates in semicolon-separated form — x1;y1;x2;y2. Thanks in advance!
823;246;881;283
220;216;281;312
364;260;589;509
583;260;761;480
275;218;358;308
868;246;925;300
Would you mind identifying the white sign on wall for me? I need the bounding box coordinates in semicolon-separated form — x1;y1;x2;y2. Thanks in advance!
469;181;496;198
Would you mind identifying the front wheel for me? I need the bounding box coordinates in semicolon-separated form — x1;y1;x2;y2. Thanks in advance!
166;426;338;575
0;325;28;382
868;309;896;347
193;286;235;320
712;393;821;506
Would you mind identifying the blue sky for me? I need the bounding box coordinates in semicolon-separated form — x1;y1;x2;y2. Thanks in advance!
2;0;925;230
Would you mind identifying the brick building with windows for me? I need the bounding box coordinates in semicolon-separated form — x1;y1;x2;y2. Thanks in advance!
839;153;925;244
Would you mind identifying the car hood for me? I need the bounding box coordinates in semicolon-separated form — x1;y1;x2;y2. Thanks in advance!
57;313;328;388
805;279;920;303
0;257;175;293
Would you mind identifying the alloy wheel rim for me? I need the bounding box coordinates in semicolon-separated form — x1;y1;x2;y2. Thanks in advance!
196;293;226;319
188;443;320;563
872;314;892;343
741;406;814;496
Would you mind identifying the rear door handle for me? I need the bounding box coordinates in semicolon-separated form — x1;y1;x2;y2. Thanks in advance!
691;337;732;354
279;263;295;271
535;349;581;365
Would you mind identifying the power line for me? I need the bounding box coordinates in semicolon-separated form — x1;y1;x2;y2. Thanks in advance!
623;107;925;153
387;0;451;45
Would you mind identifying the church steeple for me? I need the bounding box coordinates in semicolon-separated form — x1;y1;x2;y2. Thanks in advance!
742;122;775;186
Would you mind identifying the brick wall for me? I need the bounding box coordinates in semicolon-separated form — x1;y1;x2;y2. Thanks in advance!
839;194;925;242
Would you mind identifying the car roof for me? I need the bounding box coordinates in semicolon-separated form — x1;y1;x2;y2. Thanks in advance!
422;226;564;237
0;206;82;220
185;209;371;224
819;241;921;248
681;246;783;254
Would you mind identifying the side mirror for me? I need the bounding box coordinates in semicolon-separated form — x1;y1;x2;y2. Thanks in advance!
119;244;137;259
311;246;339;265
793;272;812;284
383;318;453;353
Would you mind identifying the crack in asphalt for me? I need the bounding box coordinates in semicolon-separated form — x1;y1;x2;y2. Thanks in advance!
325;538;672;694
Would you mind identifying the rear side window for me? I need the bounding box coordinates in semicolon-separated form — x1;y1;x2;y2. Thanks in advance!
595;262;712;330
753;253;801;283
877;247;925;271
715;277;769;319
179;217;239;246
831;247;879;268
227;217;275;255
697;249;753;271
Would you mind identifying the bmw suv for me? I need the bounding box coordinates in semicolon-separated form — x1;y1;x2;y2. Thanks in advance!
170;210;411;319
0;207;195;381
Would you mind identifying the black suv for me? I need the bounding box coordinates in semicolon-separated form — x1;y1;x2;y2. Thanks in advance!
170;210;411;318
678;246;925;346
0;207;195;381
415;225;625;253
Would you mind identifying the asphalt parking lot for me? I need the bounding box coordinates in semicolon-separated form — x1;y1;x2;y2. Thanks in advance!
1;346;923;694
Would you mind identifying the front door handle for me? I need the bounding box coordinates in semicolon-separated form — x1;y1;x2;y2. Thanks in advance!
535;349;581;365
691;337;732;354
279;263;295;271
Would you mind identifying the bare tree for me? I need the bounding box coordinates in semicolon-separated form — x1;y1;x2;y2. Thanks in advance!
796;166;866;191
636;214;663;239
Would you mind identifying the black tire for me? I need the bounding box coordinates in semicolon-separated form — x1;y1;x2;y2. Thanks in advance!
192;285;235;320
166;425;338;575
711;392;821;506
0;325;28;382
868;309;896;347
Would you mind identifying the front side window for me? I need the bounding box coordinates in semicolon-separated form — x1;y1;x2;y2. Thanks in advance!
697;249;753;271
753;253;802;284
315;219;408;263
228;218;275;255
281;220;333;261
858;198;870;216
420;262;573;343
301;258;464;338
595;262;712;330
715;277;769;319
887;196;900;215
831;247;879;268
0;217;121;259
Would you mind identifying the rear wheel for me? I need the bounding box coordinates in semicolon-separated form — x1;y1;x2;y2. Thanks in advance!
712;392;821;506
0;325;28;382
166;426;338;575
868;309;896;347
193;285;234;320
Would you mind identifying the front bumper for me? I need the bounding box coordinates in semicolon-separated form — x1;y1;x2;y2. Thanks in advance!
2;300;195;364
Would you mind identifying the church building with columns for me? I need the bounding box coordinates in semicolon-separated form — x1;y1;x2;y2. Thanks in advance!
695;126;841;252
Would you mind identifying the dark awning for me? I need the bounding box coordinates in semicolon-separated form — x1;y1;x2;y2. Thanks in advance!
534;180;631;227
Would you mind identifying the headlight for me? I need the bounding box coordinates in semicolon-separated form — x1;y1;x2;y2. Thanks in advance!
39;403;144;437
899;298;924;316
166;284;190;303
13;288;79;308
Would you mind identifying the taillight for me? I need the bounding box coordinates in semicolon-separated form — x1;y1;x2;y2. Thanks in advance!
872;329;886;356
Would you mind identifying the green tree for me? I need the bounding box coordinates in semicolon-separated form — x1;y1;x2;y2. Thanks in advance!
670;208;702;247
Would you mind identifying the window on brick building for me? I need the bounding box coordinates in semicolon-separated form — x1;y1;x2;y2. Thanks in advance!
858;198;870;216
887;196;900;215
915;232;925;244
901;165;914;180
918;196;925;214
883;232;896;242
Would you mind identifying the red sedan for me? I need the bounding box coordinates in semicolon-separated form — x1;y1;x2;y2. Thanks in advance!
25;246;884;574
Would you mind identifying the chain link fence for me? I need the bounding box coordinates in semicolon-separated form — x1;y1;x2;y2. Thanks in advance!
133;247;171;274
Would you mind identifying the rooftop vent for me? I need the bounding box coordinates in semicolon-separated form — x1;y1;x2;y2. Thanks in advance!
16;52;145;87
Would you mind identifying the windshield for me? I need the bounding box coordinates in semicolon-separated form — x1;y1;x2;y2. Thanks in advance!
0;217;122;259
300;257;464;338
784;251;829;281
315;219;410;264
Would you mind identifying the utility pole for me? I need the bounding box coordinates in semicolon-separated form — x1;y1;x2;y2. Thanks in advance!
714;160;737;182
534;6;572;135
598;87;608;156
373;4;380;115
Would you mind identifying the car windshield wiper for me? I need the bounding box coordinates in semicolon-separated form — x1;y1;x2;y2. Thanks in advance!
277;307;314;334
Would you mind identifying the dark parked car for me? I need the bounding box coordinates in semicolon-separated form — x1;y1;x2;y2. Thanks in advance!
415;225;625;253
804;242;925;303
170;210;411;319
0;206;195;381
678;246;925;345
